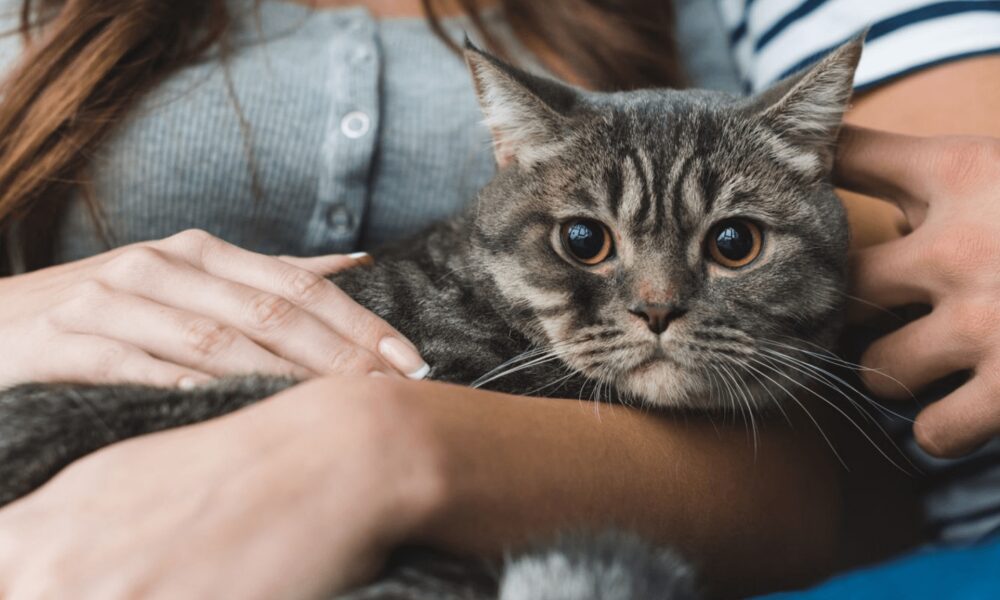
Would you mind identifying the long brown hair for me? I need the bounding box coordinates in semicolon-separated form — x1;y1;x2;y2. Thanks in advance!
0;0;681;270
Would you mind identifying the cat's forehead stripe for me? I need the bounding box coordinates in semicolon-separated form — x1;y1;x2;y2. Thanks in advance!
625;149;653;232
605;161;623;220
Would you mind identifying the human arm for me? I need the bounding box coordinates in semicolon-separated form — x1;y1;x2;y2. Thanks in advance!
0;375;850;599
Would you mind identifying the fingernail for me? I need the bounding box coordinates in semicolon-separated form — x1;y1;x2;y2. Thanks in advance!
178;377;199;390
349;252;374;266
378;337;430;380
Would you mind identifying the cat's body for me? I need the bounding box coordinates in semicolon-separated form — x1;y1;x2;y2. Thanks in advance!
0;38;864;599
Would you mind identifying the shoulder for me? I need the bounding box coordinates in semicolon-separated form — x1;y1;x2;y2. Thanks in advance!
718;0;1000;92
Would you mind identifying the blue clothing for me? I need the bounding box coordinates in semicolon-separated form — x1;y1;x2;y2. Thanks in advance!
758;533;1000;599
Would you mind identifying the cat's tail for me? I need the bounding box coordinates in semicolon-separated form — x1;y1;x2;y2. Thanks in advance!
499;531;699;600
337;531;698;600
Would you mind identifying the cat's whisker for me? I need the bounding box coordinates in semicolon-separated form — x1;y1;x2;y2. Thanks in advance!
471;337;590;388
759;348;885;425
524;369;578;397
728;361;761;457
706;363;738;430
718;359;759;456
749;355;913;475
762;337;916;400
714;361;757;452
731;355;849;469
756;349;921;475
472;352;564;389
837;291;906;322
724;354;794;430
431;262;482;285
760;346;916;425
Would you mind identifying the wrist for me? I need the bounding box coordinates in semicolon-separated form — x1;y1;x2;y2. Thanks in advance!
272;377;451;545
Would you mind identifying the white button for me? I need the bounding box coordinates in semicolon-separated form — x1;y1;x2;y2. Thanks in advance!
340;111;370;139
352;47;372;63
326;204;353;234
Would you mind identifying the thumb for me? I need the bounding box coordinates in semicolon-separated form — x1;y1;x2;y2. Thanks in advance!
276;252;374;276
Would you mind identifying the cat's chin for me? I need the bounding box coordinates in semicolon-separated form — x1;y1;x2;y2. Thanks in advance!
619;361;764;412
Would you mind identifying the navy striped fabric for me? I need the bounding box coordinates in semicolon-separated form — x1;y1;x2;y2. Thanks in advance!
718;0;1000;91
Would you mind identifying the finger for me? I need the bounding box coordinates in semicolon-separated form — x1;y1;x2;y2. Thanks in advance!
834;125;933;211
166;236;428;378
914;375;1000;458
52;292;310;379
39;334;212;388
850;233;935;310
861;310;977;400
99;253;399;377
277;252;373;275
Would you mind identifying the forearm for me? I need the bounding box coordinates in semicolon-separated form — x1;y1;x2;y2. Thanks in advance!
397;380;843;597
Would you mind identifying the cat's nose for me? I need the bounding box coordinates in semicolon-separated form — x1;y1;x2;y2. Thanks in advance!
628;303;686;335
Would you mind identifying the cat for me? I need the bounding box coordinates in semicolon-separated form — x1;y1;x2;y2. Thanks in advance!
0;37;862;599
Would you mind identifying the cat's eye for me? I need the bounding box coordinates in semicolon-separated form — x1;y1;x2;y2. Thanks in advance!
707;219;763;269
560;219;614;266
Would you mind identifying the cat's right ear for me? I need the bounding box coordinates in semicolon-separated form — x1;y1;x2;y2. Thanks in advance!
464;39;579;169
747;33;865;174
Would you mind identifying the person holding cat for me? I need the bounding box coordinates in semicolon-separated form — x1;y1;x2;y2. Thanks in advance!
0;0;997;598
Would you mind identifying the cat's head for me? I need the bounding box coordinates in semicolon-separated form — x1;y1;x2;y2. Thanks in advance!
466;38;861;410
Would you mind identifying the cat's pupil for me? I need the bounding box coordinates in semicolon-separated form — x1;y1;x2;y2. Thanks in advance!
566;220;605;260
714;221;754;261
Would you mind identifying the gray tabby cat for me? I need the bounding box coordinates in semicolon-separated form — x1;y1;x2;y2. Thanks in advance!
0;37;862;599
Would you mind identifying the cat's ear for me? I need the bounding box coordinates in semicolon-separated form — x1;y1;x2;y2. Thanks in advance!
749;33;864;171
464;39;579;169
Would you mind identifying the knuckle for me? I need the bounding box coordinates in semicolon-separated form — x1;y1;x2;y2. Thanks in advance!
244;293;296;332
857;359;884;391
922;225;992;277
913;417;950;457
185;319;236;358
102;246;167;284
282;269;327;305
859;349;897;395
55;281;115;328
68;279;113;303
168;228;214;249
930;138;1000;193
950;303;996;349
323;347;377;374
93;344;130;380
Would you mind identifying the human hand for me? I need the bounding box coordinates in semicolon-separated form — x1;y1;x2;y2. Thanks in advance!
0;376;445;600
0;229;428;388
837;126;1000;457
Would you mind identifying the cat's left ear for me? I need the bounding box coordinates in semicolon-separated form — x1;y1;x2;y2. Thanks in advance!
748;32;865;172
464;40;580;169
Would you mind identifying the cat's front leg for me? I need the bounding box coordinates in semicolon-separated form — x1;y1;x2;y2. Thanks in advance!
0;375;296;507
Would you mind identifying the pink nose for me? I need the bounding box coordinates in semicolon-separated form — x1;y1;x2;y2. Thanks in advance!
628;303;685;335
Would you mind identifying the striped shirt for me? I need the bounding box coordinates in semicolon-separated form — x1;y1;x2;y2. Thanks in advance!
718;0;1000;92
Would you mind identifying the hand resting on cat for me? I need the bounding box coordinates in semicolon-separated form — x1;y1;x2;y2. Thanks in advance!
0;234;429;387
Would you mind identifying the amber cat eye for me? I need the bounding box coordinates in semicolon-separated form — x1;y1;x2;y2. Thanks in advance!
707;219;763;269
560;219;614;266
